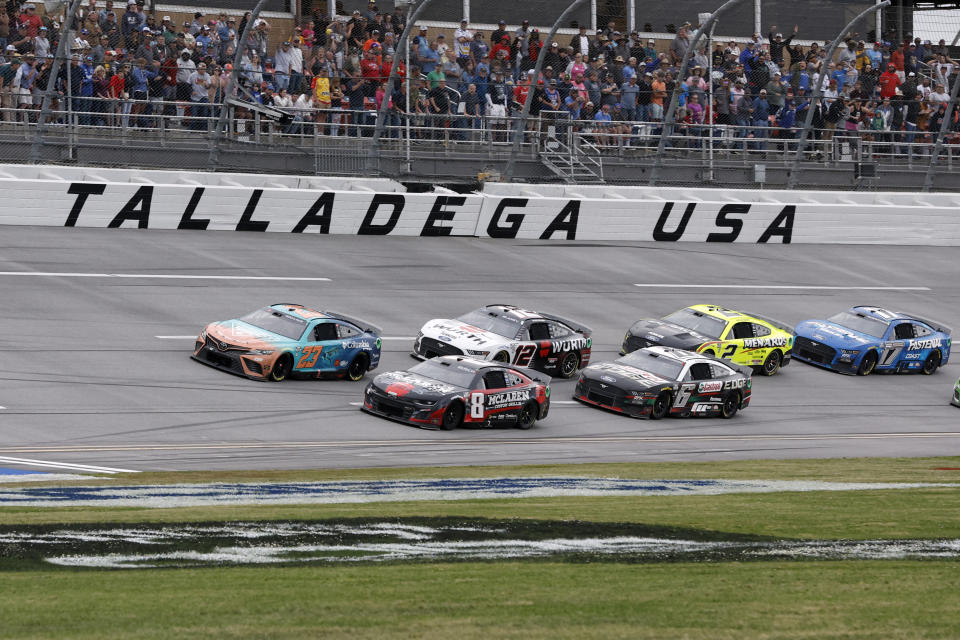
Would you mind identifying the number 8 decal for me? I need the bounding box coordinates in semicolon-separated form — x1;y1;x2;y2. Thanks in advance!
513;344;537;367
470;392;485;419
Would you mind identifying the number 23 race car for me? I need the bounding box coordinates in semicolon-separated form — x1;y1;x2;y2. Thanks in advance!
575;346;752;419
621;304;793;376
193;304;382;382
413;304;592;378
363;356;550;430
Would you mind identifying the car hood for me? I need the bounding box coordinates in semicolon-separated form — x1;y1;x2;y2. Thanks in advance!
371;370;466;401
629;318;715;349
420;318;513;351
794;320;879;349
206;320;296;350
582;361;675;391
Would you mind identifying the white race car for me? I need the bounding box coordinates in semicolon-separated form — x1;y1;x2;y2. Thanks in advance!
412;304;592;378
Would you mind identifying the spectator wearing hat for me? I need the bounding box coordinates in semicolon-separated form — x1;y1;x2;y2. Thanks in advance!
878;63;900;100
17;3;42;39
33;25;50;58
0;55;21;122
454;18;472;65
186;60;210;130
274;40;294;91
417;38;440;75
490;21;509;50
570;25;589;58
121;1;140;42
542;41;564;74
14;53;38;122
767;25;797;66
765;71;786;116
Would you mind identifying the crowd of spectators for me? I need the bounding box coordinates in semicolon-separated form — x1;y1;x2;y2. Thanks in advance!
0;0;959;158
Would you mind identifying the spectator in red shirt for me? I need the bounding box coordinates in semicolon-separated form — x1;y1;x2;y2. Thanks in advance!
890;45;905;74
491;35;511;62
18;3;42;39
878;63;900;99
360;47;380;81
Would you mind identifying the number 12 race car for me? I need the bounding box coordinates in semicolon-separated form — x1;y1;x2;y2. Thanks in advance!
621;305;794;376
193;304;382;382
413;304;592;378
575;346;752;419
793;306;951;375
363;356;550;430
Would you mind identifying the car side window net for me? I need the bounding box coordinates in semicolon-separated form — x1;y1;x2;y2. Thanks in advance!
689;363;713;380
894;324;913;340
528;323;550;340
314;323;338;341
732;323;754;339
483;371;508;389
338;324;360;338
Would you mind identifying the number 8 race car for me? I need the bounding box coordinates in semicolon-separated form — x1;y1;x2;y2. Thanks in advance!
413;304;592;378
620;304;794;376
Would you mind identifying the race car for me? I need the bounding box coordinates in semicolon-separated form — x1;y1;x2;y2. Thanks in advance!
793;306;951;376
192;304;382;381
952;377;960;407
362;355;550;430
412;304;592;378
575;346;752;419
620;304;793;376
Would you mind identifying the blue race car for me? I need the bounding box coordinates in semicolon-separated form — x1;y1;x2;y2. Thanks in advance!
794;306;951;376
193;304;382;381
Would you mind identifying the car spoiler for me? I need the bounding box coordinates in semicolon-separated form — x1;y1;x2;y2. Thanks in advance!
741;310;796;335
906;315;953;336
538;312;593;336
699;351;754;377
322;310;383;336
504;363;552;386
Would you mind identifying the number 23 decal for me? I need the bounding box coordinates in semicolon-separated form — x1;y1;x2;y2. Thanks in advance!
297;345;323;368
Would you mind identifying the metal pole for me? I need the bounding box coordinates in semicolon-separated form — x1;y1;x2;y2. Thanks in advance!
897;0;903;45
208;0;269;169
405;2;412;167
366;0;438;174
754;0;760;36
787;1;891;189
591;0;597;32
649;0;748;186
30;0;85;163
922;68;960;191
875;0;883;41
329;0;336;23
463;0;470;22
627;0;636;34
708;21;715;182
504;0;589;182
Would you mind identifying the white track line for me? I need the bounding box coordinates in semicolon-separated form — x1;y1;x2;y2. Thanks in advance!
0;456;138;474
156;335;415;340
0;272;331;282
634;284;931;291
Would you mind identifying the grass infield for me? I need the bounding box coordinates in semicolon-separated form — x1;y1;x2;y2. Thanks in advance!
2;456;959;639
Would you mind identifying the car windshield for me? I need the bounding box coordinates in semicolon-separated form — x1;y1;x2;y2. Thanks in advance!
827;311;889;338
409;360;478;388
617;351;684;380
239;308;308;341
662;308;726;339
456;309;521;339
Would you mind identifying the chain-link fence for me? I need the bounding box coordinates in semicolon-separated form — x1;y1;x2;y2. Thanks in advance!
5;0;960;190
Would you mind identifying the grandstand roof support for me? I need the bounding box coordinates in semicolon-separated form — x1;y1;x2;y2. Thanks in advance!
788;0;891;190
649;0;749;186
504;0;590;182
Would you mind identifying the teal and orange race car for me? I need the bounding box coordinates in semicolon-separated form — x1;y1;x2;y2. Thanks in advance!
192;304;382;382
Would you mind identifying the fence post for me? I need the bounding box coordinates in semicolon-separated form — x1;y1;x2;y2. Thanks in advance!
649;0;747;186
504;0;589;182
922;71;960;191
208;0;269;170
366;0;437;175
29;0;85;163
787;0;891;189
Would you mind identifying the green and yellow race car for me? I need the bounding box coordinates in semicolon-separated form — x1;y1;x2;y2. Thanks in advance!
621;304;794;376
952;377;960;407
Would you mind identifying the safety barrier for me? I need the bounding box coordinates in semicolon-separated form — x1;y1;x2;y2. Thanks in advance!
2;165;959;244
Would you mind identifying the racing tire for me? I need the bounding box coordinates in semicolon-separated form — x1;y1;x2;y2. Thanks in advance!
558;352;580;379
493;351;510;363
721;391;740;419
922;351;941;376
857;350;878;376
269;354;293;382
441;402;464;431
516;402;538;430
650;391;671;420
346;353;369;382
760;350;782;376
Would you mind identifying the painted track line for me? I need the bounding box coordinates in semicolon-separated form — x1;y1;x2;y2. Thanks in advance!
3;432;960;455
0;455;138;474
157;335;415;340
633;284;931;291
0;272;331;282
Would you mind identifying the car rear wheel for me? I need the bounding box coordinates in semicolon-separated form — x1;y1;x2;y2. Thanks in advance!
493;351;510;363
702;349;716;357
650;391;671;420
516;402;538;430
761;350;782;376
558;352;580;378
721;391;740;419
346;353;369;381
269;354;293;382
857;351;878;376
922;351;941;375
441;402;464;431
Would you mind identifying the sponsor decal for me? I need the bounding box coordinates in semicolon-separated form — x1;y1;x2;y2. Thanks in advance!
698;381;723;393
691;402;719;413
593;363;669;386
343;340;372;349
382;372;457;394
385;382;415;397
438;335;452;342
600;375;617;383
486;390;530;407
904;353;922;360
742;337;788;349
908;338;943;351
724;378;749;390
550;337;589;353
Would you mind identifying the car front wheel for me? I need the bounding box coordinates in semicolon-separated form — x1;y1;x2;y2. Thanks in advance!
269;354;293;382
857;351;877;376
441;402;464;431
650;391;671;419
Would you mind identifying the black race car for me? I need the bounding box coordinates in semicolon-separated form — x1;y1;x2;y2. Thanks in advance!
575;346;752;419
414;304;592;378
362;356;550;430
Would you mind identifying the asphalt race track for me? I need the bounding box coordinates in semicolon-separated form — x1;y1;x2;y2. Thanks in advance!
0;226;958;472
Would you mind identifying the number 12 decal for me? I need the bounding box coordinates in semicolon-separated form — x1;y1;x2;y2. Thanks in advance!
469;392;485;418
513;344;536;367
